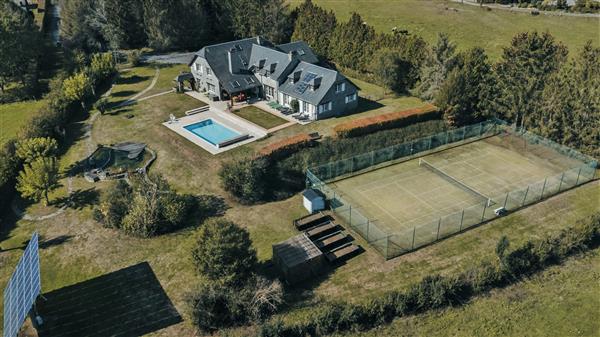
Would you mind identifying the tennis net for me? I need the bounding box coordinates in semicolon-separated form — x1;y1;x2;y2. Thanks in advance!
419;158;495;207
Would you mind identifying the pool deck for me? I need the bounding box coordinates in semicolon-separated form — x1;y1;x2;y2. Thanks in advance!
162;108;268;155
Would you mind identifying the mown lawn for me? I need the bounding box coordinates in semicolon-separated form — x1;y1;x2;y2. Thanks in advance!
232;106;289;129
0;99;46;145
338;249;600;337
139;63;190;98
1;64;598;337
288;0;599;59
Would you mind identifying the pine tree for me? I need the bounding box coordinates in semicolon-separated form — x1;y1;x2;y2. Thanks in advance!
437;47;494;127
491;31;568;129
103;0;146;49
329;13;376;70
291;0;337;59
414;33;457;101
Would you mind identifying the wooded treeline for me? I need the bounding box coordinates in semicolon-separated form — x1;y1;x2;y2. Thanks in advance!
59;0;294;52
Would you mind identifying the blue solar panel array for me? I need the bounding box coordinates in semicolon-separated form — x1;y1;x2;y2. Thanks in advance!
3;232;41;337
294;72;318;94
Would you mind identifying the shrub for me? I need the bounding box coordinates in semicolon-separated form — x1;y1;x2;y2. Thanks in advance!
219;157;270;204
333;104;440;138
191;218;257;286
96;180;132;228
258;133;314;160
128;50;143;67
188;283;250;332
290;99;299;113
15;137;58;163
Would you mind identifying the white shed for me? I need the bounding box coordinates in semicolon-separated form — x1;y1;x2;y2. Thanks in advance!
303;189;325;213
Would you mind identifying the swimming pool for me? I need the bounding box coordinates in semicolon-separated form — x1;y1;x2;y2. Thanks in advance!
184;119;242;146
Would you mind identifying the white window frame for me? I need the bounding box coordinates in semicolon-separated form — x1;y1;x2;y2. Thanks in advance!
206;67;212;76
207;83;216;93
345;92;357;103
335;82;345;93
318;101;332;113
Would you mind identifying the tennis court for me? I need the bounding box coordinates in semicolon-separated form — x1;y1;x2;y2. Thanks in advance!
329;133;587;238
308;120;597;258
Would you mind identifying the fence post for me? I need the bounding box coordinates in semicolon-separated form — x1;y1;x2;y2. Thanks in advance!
575;167;582;185
479;122;483;137
503;193;509;208
521;186;529;206
558;172;565;192
445;130;449;144
349;205;352;226
436;218;441;240
481;203;487;222
367;220;370;242
386;236;389;259
540;178;547;200
459;209;465;231
411;227;416;250
462;126;466;141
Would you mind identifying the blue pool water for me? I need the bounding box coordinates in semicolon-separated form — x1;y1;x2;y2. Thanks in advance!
184;119;241;146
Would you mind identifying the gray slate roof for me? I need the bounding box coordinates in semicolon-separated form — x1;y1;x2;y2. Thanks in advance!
278;61;350;106
276;41;319;64
191;37;351;104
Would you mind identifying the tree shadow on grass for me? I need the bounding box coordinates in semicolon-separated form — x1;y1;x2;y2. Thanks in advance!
111;90;137;98
352;96;385;114
54;187;100;210
36;262;182;337
0;234;73;253
116;74;150;85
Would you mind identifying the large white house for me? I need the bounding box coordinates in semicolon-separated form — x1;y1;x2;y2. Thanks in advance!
189;36;359;121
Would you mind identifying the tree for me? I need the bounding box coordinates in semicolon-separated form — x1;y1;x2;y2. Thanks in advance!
414;33;458;101
226;0;293;44
491;31;568;129
533;41;600;157
191;219;258;286
16;157;60;206
369;48;413;94
0;1;43;94
16;137;59;163
436;47;494;126
60;0;108;52
219;157;270;204
329;13;376;70
63;72;93;109
291;0;337;58
95;180;132;228
103;0;146;49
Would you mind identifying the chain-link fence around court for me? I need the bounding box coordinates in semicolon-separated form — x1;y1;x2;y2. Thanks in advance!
306;119;598;259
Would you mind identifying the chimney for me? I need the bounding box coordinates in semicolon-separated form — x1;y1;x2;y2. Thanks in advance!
258;59;266;69
292;70;301;83
269;63;277;73
228;50;234;73
257;36;262;45
288;50;298;61
311;77;322;90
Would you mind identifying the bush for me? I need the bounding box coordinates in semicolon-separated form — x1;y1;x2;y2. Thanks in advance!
191;218;257;286
128;50;143;67
258;133;314;160
15;137;58;163
333;104;439;138
219;157;270;204
94;174;218;236
188;283;250;332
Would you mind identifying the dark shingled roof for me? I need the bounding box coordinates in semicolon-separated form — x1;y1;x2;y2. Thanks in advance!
276;41;319;64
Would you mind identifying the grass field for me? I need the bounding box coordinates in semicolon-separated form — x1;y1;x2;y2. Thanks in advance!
338;249;600;337
289;0;599;59
232;106;289;129
1;63;598;336
0;99;46;145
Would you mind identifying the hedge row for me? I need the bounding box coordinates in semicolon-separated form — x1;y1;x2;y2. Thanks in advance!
259;213;600;337
258;133;315;160
333;104;439;138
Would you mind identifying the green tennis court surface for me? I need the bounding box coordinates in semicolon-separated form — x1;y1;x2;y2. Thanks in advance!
330;134;582;235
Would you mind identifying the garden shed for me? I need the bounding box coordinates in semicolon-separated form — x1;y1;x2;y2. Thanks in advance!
272;233;326;285
302;189;325;213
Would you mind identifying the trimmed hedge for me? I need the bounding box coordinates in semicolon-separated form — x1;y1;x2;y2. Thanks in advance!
333;104;439;138
258;133;314;160
259;213;600;337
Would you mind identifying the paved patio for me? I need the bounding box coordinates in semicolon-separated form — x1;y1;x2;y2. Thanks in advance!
162;107;267;155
